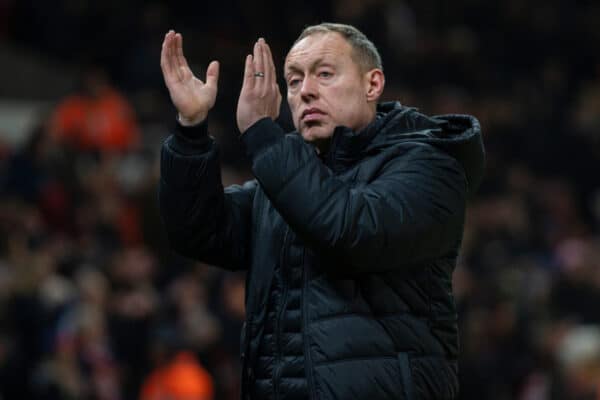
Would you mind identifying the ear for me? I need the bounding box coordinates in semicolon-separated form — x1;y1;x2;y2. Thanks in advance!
365;69;385;102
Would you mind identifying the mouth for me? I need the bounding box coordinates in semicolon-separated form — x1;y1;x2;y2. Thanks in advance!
301;108;326;122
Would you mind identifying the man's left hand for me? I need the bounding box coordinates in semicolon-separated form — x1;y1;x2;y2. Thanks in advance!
236;38;282;134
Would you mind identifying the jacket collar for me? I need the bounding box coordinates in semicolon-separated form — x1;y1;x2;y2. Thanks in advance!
320;102;402;172
322;125;372;171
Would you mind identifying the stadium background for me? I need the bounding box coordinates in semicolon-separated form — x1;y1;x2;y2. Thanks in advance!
1;1;599;399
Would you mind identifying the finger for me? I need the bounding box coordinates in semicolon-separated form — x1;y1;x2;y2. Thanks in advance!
242;54;255;91
253;40;265;87
262;39;276;84
258;38;271;86
205;60;219;90
161;31;177;86
263;40;279;92
171;33;184;81
264;40;281;113
160;32;169;76
166;31;179;81
175;33;191;81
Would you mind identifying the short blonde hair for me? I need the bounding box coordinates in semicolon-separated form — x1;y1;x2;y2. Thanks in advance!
292;23;383;72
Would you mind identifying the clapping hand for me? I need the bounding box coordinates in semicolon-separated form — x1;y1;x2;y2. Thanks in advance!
236;38;282;134
160;30;219;126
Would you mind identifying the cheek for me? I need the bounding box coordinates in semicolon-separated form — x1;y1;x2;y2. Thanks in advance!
328;92;365;124
325;82;365;116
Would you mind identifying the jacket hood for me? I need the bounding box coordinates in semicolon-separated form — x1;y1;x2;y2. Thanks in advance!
329;101;486;197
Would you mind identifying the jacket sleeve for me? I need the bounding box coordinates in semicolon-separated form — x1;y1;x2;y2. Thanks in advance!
241;118;467;273
159;120;256;270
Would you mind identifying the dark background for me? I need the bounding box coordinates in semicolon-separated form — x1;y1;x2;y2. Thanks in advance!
1;1;599;399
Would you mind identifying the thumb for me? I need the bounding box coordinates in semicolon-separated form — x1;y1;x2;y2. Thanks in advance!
206;60;219;89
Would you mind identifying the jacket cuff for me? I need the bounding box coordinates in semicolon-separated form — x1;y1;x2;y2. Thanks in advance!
241;118;285;160
170;117;212;155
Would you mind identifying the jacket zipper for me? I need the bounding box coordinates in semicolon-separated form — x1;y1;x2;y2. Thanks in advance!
274;227;290;400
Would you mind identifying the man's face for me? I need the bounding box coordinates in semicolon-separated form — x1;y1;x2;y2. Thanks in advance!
284;33;375;145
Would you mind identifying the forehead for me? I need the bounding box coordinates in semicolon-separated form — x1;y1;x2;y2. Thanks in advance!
285;32;354;70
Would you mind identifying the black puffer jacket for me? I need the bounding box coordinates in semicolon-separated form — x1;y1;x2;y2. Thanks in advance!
159;102;485;400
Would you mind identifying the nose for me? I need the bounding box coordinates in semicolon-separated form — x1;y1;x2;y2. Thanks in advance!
300;76;318;102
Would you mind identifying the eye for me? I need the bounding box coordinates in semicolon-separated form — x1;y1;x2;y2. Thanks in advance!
288;78;301;88
318;71;333;78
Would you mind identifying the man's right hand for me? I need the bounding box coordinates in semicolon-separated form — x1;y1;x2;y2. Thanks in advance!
160;30;219;126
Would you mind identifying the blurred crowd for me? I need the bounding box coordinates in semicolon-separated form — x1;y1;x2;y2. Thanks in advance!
1;1;599;399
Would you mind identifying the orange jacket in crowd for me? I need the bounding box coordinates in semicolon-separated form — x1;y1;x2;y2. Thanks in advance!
140;351;214;400
50;88;140;152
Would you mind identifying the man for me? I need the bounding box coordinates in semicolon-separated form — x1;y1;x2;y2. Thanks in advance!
159;23;484;400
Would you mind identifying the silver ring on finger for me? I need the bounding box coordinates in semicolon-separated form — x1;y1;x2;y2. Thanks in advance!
254;72;265;78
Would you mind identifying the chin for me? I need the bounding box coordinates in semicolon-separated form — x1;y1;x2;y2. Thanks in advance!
300;125;334;143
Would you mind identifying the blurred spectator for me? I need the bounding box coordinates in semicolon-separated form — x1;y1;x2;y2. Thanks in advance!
555;326;600;399
140;351;214;400
49;67;140;153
